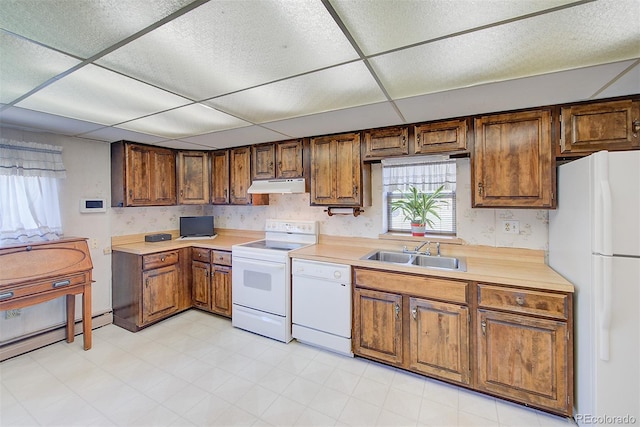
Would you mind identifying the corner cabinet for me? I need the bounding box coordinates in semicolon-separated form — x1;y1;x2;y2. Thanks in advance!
560;99;640;154
476;284;572;415
177;151;210;205
310;132;369;207
112;249;190;332
473;109;555;208
192;248;232;317
111;141;176;207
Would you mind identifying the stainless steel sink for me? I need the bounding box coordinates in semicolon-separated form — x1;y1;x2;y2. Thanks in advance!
361;250;466;272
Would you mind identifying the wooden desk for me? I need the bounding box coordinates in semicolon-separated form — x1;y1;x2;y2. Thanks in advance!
0;238;94;350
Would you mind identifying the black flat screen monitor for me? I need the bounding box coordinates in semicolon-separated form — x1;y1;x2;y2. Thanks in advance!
180;216;215;237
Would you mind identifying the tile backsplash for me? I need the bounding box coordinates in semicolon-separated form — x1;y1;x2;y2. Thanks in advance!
111;159;549;250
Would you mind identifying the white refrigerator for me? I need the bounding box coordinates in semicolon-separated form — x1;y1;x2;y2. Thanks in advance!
549;150;640;425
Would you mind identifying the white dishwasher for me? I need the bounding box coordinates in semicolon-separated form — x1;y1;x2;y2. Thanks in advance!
292;259;352;356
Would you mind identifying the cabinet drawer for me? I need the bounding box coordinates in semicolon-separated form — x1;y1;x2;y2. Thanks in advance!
354;268;468;304
477;284;568;320
0;272;89;302
192;247;211;263
212;251;231;266
143;251;179;270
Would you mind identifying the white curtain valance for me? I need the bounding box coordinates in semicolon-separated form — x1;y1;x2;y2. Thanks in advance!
382;158;456;193
0;139;66;178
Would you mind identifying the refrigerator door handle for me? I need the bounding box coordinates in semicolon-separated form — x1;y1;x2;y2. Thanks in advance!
599;255;613;361
600;180;613;256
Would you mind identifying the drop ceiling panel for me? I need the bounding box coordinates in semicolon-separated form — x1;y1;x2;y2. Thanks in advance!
371;0;640;100
15;65;191;125
0;106;106;137
97;0;359;101
396;61;638;124
203;61;386;124
0;33;80;104
331;0;577;55
0;0;195;58
263;101;403;138
117;103;251;138
182;125;289;149
80;126;167;145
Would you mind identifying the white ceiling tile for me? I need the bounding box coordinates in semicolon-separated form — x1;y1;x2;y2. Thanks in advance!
203;61;386;124
97;0;359;100
15;65;191;125
116;103;251;139
371;0;640;99
263;101;403;138
395;61;638;123
79;126;167;145
0;33;80;104
0;0;195;57
331;0;577;55
0;105;105;136
181;125;290;149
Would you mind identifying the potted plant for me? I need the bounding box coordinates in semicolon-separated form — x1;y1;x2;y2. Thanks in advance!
390;185;446;236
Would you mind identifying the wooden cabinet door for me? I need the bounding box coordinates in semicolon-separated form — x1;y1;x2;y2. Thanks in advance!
211;150;230;204
152;149;177;205
363;126;409;159
192;260;210;310
409;298;470;385
252;143;276;180
230;147;252;205
561;99;640;153
212;265;232;317
353;287;403;365
276;139;304;178
414;119;467;154
142;265;179;324
310;133;361;206
477;309;570;414
177;151;210;204
473;109;554;208
125;144;153;205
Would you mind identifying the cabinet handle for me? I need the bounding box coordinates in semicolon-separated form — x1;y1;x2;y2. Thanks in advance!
129;189;133;197
145;278;149;287
481;320;487;336
52;280;71;288
180;189;183;197
205;270;208;277
411;307;417;320
161;257;166;262
633;119;639;137
478;182;484;196
353;185;358;197
395;303;400;319
0;291;14;300
515;296;525;306
402;136;406;147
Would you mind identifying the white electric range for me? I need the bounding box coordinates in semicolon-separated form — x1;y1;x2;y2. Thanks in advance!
231;219;318;342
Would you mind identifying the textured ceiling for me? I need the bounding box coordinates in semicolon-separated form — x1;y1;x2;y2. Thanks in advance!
1;0;638;150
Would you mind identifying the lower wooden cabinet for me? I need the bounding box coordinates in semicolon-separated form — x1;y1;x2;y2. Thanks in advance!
113;249;190;332
352;268;574;416
191;248;232;317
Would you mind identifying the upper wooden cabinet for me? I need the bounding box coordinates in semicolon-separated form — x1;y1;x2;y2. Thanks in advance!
473;109;555;208
211;150;230;205
414;119;468;154
230;146;268;206
363;126;409;159
177;151;210;205
310;132;368;206
111;141;176;207
252;143;276;180
276;139;304;178
560;99;640;154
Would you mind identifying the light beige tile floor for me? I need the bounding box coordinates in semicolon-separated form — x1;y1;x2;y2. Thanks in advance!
0;310;577;426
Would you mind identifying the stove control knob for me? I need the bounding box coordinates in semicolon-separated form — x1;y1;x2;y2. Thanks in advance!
334;271;342;279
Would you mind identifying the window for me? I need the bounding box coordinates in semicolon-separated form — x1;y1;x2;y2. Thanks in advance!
0;139;66;247
383;157;456;235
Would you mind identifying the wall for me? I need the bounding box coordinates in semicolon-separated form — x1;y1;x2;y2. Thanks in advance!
0;129;112;342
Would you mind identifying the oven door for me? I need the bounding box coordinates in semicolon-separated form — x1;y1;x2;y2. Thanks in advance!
232;256;287;316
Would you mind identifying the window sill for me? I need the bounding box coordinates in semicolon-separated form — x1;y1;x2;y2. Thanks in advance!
378;232;465;245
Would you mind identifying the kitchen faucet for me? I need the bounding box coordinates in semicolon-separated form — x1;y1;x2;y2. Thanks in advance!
414;241;431;255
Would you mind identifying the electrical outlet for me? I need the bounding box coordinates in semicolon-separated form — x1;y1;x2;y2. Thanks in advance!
91;238;98;249
5;309;21;319
502;220;520;234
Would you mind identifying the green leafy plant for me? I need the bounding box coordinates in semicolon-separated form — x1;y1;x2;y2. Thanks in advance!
390;185;446;228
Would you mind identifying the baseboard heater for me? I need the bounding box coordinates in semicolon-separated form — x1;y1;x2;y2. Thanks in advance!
0;311;113;361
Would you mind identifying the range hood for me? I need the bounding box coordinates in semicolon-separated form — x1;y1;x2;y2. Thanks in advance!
247;178;306;194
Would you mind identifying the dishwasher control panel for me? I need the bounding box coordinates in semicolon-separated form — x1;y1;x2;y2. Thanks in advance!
292;259;351;283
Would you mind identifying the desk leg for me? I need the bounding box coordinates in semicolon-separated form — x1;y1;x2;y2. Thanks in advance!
82;284;92;350
66;294;75;344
